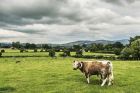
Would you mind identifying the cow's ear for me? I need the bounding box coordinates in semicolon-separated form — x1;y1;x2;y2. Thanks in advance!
73;60;75;63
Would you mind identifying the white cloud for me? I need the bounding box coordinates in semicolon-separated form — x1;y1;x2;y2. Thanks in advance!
0;0;140;43
0;29;27;38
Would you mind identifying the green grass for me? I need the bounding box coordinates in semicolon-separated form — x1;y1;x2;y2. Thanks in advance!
0;49;140;93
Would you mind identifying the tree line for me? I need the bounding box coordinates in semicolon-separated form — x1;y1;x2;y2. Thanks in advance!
0;36;140;60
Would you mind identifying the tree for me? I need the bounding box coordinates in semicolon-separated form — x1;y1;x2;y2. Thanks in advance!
73;45;82;51
121;39;140;60
130;36;140;45
1;49;5;53
34;49;37;52
113;42;124;49
12;42;21;49
97;43;104;50
0;52;2;57
90;43;98;52
30;44;36;49
25;43;30;49
130;39;140;59
42;44;51;49
76;49;83;57
64;49;71;56
48;49;56;57
120;47;134;59
114;48;121;55
60;49;71;57
104;44;113;50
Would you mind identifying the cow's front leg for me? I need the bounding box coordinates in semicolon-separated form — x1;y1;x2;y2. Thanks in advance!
85;74;90;84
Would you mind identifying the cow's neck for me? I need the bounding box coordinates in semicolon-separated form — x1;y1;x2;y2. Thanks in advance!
79;62;84;73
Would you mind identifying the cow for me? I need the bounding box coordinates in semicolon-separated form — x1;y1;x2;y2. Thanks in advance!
73;60;114;86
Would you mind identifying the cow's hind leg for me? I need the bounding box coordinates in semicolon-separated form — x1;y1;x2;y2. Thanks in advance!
108;74;112;86
101;78;107;86
85;74;90;84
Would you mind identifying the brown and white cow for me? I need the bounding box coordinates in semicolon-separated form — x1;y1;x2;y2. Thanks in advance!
73;60;114;86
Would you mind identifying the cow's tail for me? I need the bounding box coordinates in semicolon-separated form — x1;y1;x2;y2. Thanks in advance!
107;61;114;81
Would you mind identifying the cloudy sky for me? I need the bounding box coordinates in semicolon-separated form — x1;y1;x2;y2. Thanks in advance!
0;0;140;44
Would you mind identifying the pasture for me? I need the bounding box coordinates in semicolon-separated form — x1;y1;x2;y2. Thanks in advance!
0;49;140;93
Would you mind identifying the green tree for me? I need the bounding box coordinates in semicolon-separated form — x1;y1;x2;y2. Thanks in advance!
113;42;124;49
12;42;21;49
76;49;83;57
130;36;140;45
90;43;98;52
0;52;2;57
73;45;82;51
130;39;140;59
121;47;134;59
48;49;56;57
114;48;121;55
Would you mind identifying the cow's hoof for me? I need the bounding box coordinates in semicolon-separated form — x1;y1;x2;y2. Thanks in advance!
101;84;104;87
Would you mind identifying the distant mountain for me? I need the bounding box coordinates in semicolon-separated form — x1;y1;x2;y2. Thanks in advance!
0;39;129;48
116;39;129;45
60;39;129;47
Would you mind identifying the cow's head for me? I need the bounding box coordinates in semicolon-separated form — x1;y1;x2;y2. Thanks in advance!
73;60;83;70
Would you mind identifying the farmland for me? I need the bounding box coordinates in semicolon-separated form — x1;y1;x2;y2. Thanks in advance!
0;49;140;93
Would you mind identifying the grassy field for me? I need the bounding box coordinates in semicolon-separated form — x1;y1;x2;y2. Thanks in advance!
0;49;140;93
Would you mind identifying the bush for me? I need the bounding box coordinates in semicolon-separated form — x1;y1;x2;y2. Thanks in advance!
120;47;134;60
95;55;103;59
25;50;28;52
64;50;71;56
1;49;5;53
114;48;122;55
59;53;67;57
45;49;48;52
49;49;56;57
20;49;24;53
40;49;44;52
0;52;2;57
75;49;83;57
34;49;37;52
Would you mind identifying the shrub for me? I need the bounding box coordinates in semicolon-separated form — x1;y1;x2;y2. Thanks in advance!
64;49;71;56
45;49;48;52
120;47;134;60
59;53;67;57
20;49;24;53
40;49;44;52
34;49;37;52
0;52;2;57
49;49;56;57
25;50;28;52
114;48;122;55
75;49;83;57
95;55;103;59
1;49;5;53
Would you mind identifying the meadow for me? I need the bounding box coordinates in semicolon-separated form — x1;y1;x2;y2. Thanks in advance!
0;49;140;93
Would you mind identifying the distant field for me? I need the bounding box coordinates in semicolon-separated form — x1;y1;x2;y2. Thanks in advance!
0;49;140;93
1;49;115;57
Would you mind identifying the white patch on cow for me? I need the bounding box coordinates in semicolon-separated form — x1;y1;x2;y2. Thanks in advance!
87;77;90;84
87;74;90;84
108;76;112;86
73;61;79;69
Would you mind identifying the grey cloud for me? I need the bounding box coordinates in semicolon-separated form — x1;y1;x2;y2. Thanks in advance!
102;0;136;6
0;0;82;26
0;0;140;43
